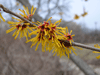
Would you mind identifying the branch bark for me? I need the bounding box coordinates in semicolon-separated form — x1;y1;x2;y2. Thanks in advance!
0;4;35;27
69;53;98;75
72;42;100;52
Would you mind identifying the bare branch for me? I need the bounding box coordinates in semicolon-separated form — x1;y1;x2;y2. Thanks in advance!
61;40;100;52
45;0;59;20
45;0;52;20
36;0;41;13
72;42;100;52
0;4;35;27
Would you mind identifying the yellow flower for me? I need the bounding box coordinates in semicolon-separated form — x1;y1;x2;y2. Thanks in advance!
6;21;34;40
6;5;37;40
27;17;81;58
0;13;5;23
19;5;36;20
51;27;75;58
27;17;65;52
93;44;100;59
52;40;72;58
26;17;82;58
74;14;80;20
26;30;47;52
59;27;75;44
52;27;82;58
81;12;88;17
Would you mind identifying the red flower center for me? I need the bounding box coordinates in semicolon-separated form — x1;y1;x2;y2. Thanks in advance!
16;24;27;30
64;33;72;41
22;24;27;30
16;24;21;29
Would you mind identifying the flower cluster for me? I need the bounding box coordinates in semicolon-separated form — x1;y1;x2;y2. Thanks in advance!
3;6;82;58
26;18;80;58
74;10;88;20
1;4;100;59
6;6;36;40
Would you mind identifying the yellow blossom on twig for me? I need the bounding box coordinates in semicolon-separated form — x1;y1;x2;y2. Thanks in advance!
6;21;34;40
74;14;80;20
27;17;65;52
52;27;75;58
81;12;88;17
52;27;83;58
6;6;37;40
19;5;36;20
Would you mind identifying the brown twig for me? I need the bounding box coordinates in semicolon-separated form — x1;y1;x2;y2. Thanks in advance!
0;4;35;27
0;4;100;52
72;42;100;52
60;40;100;52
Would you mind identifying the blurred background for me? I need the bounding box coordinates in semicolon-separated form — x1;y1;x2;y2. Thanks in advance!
0;0;100;75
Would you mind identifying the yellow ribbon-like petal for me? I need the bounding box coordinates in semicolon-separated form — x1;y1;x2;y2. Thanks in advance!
0;13;5;22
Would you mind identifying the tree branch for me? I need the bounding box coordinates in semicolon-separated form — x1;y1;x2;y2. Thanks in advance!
0;4;35;27
0;4;100;52
72;41;100;52
69;53;98;75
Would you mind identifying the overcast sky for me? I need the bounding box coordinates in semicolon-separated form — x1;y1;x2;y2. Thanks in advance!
70;0;100;30
39;0;100;30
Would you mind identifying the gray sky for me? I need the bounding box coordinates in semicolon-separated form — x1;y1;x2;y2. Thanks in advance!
38;0;100;30
70;0;100;30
